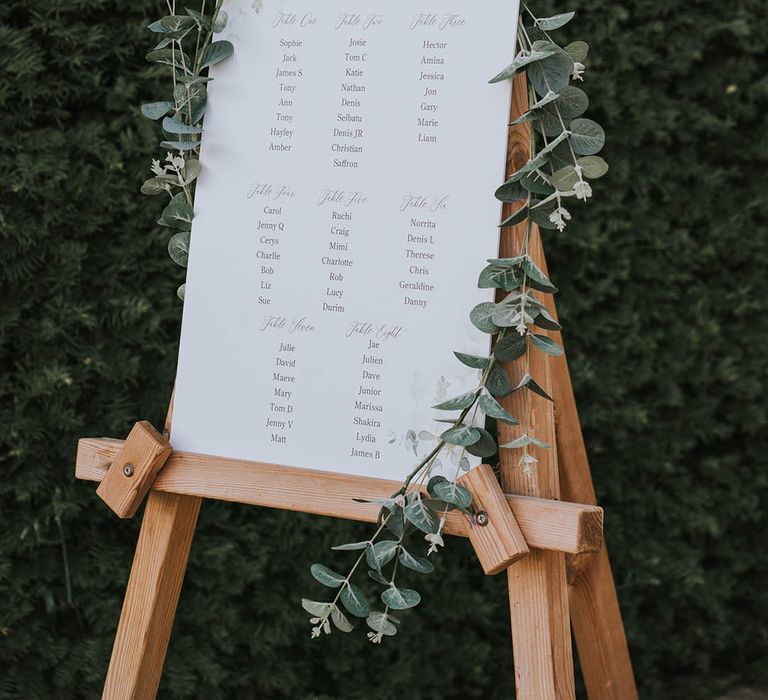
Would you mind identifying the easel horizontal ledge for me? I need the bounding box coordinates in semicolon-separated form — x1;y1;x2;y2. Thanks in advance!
76;437;603;555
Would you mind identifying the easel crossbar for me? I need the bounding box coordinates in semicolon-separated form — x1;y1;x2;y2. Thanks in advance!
76;437;602;555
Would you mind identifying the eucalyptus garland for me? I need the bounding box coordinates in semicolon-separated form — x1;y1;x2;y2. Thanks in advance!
137;2;607;646
303;7;607;643
139;0;234;301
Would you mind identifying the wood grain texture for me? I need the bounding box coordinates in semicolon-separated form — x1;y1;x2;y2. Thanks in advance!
535;257;639;700
76;437;603;555
495;71;576;700
458;463;529;574
102;490;201;700
96;421;172;518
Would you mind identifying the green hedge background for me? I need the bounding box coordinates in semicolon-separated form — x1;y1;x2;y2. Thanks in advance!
1;0;767;698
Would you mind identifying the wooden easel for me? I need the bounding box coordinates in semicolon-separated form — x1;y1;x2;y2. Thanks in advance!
75;73;637;700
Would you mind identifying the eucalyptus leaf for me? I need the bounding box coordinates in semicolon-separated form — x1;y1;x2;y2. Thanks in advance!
470;302;499;334
565;41;589;63
200;40;234;69
509;150;551;181
403;498;439;534
432;481;473;509
146;48;191;69
486;365;513;398
168;231;190;267
368;569;389;585
499;202;528;228
399;548;434;574
535;11;575;30
533;307;562;331
367;611;398;636
366;540;399;571
340;583;370;618
569;118;605;155
577;155;609;178
140;177;172;196
182;158;202;185
432;391;476;411
529;199;559;230
532;108;564;137
161;192;194;228
440;425;481;447
162;116;203;134
160;140;200;151
488;45;557;83
386;510;405;539
528;44;573;96
494;333;527;361
141;101;174;120
478;264;521;292
521;172;555;196
381;586;421;610
549;165;580;191
159;15;197;33
545;85;588;119
465;427;498;458
301;599;331;617
478;394;519;425
213;9;228;32
176;283;186;301
513;373;554;401
530;333;564;356
521;258;557;293
310;564;346;588
331;541;370;551
330;606;353;632
495;179;527;202
453;351;490;369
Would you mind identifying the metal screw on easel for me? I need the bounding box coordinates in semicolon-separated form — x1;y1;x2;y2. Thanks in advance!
123;463;135;478
475;511;489;527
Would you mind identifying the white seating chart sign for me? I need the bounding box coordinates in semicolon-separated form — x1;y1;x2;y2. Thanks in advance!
172;0;520;480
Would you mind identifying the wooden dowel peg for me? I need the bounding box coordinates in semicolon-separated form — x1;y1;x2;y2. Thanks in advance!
96;421;172;519
458;464;529;575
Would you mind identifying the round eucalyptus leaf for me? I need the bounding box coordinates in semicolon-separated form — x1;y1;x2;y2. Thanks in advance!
550;165;580;191
577;155;609;178
528;44;573;96
432;480;473;509
310;564;346;588
470;302;500;334
545;85;588;119
398;548;434;574
340;583;370;618
301;599;331;617
530;333;564;356
366;540;399;571
168;231;190;267
330;605;354;632
486;365;513;398
440;425;481;447
381;586;421;610
141;101;174;120
565;41;589;63
465;427;498;458
494;334;527;362
200;40;234;69
478;394;519;425
495;179;527;202
367;611;398;636
176;283;186;301
569;118;605;155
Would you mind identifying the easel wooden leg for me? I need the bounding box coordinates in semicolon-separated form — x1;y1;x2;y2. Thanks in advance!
551;350;638;700
102;491;201;700
507;551;575;699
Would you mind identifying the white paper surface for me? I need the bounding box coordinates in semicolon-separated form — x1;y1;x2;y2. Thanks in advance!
172;0;520;480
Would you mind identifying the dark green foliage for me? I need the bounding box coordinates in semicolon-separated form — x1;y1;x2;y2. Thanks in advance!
1;0;767;698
